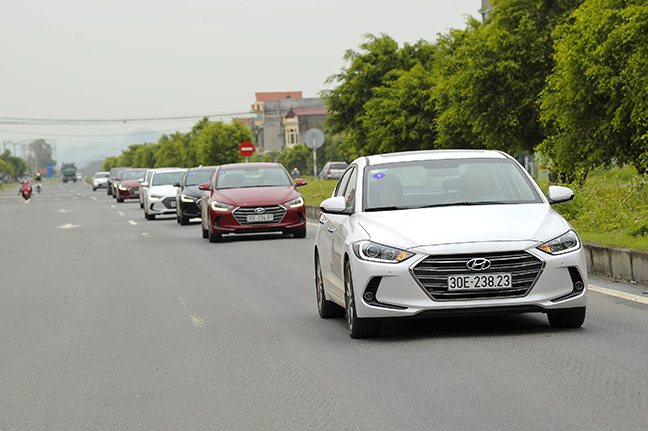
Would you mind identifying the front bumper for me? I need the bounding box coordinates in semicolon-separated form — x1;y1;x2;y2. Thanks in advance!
209;205;306;235
348;247;588;319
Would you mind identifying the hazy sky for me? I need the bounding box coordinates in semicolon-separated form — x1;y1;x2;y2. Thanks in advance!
1;0;482;165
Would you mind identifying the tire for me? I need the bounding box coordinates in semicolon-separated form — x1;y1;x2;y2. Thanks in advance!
146;210;155;220
292;227;307;238
208;228;222;243
202;224;209;239
180;216;190;225
316;254;345;318
345;261;381;338
92;187;96;191
117;196;124;203
547;307;586;328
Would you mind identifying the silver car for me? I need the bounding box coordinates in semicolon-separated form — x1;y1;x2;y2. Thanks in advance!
314;150;587;338
319;161;348;180
91;171;109;191
141;168;187;220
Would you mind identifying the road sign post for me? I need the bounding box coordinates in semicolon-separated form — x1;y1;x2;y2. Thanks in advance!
239;141;255;162
303;128;325;180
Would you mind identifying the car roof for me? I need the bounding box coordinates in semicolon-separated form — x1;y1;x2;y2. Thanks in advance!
218;162;283;170
188;165;218;171
362;149;509;166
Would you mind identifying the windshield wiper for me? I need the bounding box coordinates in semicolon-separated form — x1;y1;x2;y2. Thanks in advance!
365;206;402;212
420;201;512;208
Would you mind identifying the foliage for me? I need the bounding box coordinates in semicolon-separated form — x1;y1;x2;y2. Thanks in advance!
539;0;648;177
280;144;312;176
0;150;29;177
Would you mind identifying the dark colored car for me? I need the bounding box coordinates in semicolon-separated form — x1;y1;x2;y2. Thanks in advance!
107;167;130;196
199;162;307;243
175;166;218;225
115;168;148;203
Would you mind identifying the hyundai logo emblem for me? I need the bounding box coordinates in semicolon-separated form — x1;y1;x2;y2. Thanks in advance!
466;258;491;271
254;207;265;214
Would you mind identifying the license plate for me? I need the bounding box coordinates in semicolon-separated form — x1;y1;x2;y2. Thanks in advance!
447;273;512;291
169;201;176;208
247;214;273;222
133;190;139;195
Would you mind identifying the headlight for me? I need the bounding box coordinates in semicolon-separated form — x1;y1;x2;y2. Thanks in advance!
353;241;414;263
210;201;233;212
537;230;581;255
149;194;163;200
118;185;127;191
181;194;195;203
284;196;304;208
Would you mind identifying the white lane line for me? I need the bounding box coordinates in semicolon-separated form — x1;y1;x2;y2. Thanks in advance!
117;211;125;216
128;220;137;226
589;284;648;305
90;197;97;201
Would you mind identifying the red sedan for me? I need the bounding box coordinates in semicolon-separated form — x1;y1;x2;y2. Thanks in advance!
199;163;307;242
115;168;148;203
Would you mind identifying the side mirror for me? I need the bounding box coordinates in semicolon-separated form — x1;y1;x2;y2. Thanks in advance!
320;196;350;215
198;182;211;191
173;182;181;187
547;185;574;204
294;178;307;187
140;181;149;187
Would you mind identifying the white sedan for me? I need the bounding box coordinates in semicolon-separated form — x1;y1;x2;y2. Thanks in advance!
314;150;587;338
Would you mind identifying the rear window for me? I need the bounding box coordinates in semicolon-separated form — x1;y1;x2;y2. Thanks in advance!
330;163;348;170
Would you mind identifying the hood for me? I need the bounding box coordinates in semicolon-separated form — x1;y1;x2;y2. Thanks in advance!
356;204;572;251
120;179;141;187
181;185;203;199
215;186;299;206
148;184;179;197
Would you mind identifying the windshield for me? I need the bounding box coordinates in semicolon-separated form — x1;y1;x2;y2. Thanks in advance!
186;169;215;186
151;171;185;186
363;158;541;211
216;167;291;189
122;170;147;180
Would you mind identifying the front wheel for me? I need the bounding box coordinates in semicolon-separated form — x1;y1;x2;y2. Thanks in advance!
316;255;345;318
208;228;222;243
292;227;306;238
547;307;586;328
345;261;381;338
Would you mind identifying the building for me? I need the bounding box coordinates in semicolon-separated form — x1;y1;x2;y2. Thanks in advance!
251;92;327;154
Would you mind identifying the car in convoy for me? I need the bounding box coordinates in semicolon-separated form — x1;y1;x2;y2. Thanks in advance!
174;165;217;225
141;168;187;220
107;167;130;196
314;149;587;338
319;161;348;180
92;171;109;191
139;168;155;209
198;162;307;242
115;168;148;203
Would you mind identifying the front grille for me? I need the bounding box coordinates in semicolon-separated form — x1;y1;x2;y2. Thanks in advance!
233;205;287;225
129;187;139;195
162;197;176;209
412;251;544;301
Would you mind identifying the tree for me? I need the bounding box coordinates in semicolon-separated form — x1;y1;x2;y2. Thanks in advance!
539;0;648;176
28;139;56;173
195;120;254;166
281;144;311;176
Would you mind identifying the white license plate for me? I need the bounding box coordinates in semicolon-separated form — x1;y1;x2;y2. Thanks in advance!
169;201;176;208
247;214;273;222
447;273;512;291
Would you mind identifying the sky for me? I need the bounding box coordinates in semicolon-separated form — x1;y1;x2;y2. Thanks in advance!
0;0;482;167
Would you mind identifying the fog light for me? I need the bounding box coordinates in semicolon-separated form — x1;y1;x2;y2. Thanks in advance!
363;292;374;302
574;281;584;291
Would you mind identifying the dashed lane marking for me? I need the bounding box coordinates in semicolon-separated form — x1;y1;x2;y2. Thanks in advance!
589;284;648;305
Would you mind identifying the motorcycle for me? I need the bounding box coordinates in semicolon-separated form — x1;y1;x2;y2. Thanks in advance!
20;182;32;200
36;183;41;193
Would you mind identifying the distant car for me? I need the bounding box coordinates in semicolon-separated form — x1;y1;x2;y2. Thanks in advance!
314;149;587;338
141;168;187;220
319;161;348;180
107;167;130;196
115;168;148;203
92;171;109;191
199;162;307;242
139;168;155;209
175;166;218;225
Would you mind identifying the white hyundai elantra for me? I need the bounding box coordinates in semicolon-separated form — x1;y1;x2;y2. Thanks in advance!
314;150;587;338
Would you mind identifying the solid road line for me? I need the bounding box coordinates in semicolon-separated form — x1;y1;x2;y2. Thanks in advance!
589;284;648;305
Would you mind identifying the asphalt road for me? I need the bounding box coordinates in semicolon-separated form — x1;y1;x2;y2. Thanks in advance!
1;181;647;431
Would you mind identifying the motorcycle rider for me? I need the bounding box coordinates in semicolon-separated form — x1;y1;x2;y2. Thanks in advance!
18;172;32;196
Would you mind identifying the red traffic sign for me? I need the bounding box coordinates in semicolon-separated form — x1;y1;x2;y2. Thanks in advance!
240;141;255;157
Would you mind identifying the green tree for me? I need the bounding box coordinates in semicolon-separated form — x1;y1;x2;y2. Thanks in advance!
195;120;253;166
281;144;312;176
28;139;56;173
540;0;648;177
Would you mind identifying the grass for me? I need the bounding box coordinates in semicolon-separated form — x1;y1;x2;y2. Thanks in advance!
298;168;648;252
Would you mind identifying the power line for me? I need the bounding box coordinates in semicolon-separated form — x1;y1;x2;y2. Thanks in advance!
0;111;252;126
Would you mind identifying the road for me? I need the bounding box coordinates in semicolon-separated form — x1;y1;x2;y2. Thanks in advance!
1;181;647;431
